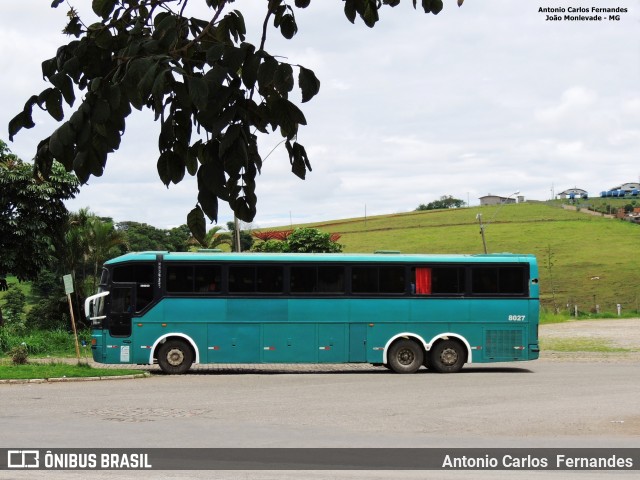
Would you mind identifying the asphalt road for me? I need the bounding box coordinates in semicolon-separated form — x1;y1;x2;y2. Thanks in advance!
1;359;639;479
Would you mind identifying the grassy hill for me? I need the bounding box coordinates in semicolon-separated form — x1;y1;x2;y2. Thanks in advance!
282;202;640;314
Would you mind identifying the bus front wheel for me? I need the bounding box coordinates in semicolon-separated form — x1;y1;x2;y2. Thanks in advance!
157;339;194;374
429;339;465;373
387;339;424;374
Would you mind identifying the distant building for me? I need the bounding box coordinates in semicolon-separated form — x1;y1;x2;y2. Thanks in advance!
600;182;640;198
479;194;519;206
557;188;588;199
610;182;640;194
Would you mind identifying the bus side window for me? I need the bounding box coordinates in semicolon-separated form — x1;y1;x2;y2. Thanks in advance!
167;266;194;293
317;266;344;293
256;266;283;293
290;266;344;294
195;265;221;293
229;266;256;293
412;267;465;295
471;266;527;296
290;266;316;293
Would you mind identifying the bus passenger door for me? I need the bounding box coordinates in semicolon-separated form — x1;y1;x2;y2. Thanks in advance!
105;284;136;364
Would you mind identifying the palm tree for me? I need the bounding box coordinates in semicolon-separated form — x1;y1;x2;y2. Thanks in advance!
87;217;128;290
188;226;232;251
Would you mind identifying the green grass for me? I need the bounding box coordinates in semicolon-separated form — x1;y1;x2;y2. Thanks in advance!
540;338;631;353
283;202;640;312
0;328;93;358
0;361;141;380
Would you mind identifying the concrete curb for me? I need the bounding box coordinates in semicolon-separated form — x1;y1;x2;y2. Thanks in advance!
0;372;150;385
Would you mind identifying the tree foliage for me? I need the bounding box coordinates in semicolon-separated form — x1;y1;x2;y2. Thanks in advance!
416;195;465;211
117;221;191;251
252;227;342;253
9;0;460;244
0;139;80;281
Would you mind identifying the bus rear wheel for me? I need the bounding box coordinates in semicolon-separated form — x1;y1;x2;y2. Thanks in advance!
388;339;424;373
157;339;193;374
429;339;465;373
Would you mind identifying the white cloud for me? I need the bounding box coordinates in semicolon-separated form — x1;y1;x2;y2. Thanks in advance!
534;86;598;124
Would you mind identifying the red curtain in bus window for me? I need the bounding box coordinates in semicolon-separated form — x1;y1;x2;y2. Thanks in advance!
415;268;432;295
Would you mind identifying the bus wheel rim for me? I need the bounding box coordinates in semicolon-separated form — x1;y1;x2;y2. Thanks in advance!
440;347;458;366
167;348;185;366
398;348;415;365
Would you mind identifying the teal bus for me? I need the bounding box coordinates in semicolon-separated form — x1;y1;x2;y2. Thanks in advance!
84;252;540;374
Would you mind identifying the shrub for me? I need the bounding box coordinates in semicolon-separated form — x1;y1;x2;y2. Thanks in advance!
252;239;290;253
26;297;69;331
9;344;29;365
2;287;27;333
286;228;343;253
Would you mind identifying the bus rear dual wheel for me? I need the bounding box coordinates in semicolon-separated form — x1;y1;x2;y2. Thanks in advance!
157;339;194;374
387;339;465;374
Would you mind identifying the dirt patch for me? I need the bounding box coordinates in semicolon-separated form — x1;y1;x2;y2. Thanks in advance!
540;318;640;362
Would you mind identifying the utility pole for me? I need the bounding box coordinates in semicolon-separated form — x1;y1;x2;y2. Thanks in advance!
476;214;488;254
234;217;241;252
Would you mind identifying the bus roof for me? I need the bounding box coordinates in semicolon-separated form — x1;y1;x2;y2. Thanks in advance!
105;251;537;265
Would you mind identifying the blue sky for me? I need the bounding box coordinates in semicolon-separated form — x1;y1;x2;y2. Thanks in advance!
1;0;638;230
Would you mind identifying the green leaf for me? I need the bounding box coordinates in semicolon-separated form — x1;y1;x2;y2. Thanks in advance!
287;141;311;180
274;63;294;95
157;151;185;186
88;145;107;176
241;52;260;89
49;72;75;106
223;45;246;73
197;189;219;224
298;66;320;103
92;0;117;18
187;76;209;111
187;206;207;244
42;58;57;79
45;89;64;121
431;0;444;14
62;56;81;82
271;98;307;138
197;156;227;199
294;0;311;7
91;99;111;123
73;151;90;183
344;0;357;23
257;55;278;90
363;0;379;27
279;14;298;39
221;136;249;174
206;44;225;65
138;62;158;101
219;124;242;158
48;128;66;159
8;110;35;142
94;27;113;49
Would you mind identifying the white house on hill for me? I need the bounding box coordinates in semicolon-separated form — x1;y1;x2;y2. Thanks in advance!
557;188;588;199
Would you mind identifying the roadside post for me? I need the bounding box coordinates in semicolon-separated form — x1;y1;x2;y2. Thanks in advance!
63;274;81;360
